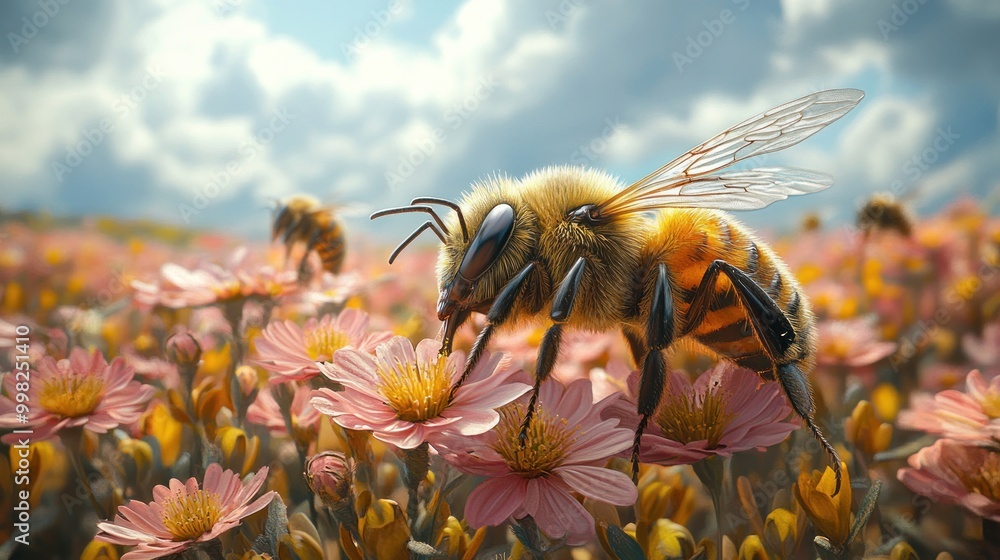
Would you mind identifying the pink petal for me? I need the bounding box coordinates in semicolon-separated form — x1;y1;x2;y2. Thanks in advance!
465;475;528;528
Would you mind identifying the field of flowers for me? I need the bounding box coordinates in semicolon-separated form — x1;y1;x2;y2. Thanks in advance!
0;197;998;560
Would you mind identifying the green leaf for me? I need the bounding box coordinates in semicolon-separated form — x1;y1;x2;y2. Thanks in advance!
257;497;289;557
604;525;647;560
847;480;882;547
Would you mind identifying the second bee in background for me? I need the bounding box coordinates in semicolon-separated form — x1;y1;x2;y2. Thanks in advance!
272;196;346;281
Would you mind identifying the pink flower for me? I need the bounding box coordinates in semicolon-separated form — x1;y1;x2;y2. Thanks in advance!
963;322;1000;367
608;361;799;465
300;271;365;308
132;247;298;309
247;384;320;436
815;318;897;367
254;308;391;383
436;378;637;545
96;464;276;560
0;348;156;443
898;369;1000;444
310;337;530;449
898;439;1000;522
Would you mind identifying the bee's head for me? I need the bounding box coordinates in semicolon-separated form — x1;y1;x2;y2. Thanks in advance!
436;202;515;318
370;179;537;353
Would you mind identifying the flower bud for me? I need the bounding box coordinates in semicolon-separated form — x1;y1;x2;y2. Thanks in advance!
235;365;261;399
306;451;354;507
166;331;202;381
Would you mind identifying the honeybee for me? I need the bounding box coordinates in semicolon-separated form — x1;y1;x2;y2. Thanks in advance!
272;196;347;276
373;89;864;494
856;193;914;238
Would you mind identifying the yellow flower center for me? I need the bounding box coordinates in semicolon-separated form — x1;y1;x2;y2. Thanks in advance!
376;354;453;423
304;326;351;361
655;379;734;448
493;404;575;478
38;373;105;418
980;391;1000;420
161;489;223;541
822;339;852;361
950;452;1000;502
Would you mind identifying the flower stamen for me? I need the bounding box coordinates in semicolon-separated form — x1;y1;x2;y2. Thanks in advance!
38;373;105;418
376;355;453;423
160;489;223;541
493;404;575;478
655;379;735;448
305;326;351;361
948;452;1000;501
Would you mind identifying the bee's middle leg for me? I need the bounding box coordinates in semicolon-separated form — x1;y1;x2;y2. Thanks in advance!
631;263;676;482
518;257;587;444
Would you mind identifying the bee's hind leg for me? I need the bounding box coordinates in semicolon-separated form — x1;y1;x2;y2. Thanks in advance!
682;259;842;495
518;257;587;444
631;263;675;483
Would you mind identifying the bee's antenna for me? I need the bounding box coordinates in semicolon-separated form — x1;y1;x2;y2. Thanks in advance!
411;197;468;242
370;205;451;237
387;221;446;264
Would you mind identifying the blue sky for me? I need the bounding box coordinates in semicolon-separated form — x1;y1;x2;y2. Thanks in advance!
1;0;998;243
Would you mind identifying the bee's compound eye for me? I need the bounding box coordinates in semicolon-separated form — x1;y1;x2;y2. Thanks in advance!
457;203;515;281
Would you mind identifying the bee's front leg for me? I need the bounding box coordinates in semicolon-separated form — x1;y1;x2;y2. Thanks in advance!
448;262;537;397
518;257;587;444
632;263;676;483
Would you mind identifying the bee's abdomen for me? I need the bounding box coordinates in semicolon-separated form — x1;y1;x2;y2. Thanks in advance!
651;210;813;375
314;217;346;274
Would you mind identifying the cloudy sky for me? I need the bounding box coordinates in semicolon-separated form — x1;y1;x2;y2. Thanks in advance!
1;0;998;242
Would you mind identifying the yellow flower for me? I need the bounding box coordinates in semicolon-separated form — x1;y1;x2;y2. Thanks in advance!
793;463;852;549
636;465;696;530
763;508;798;559
359;499;410;560
118;437;154;484
738;535;770;560
871;383;901;422
216;426;260;476
143;402;183;466
845;400;893;457
80;539;119;560
278;512;323;560
435;516;485;559
889;541;919;560
645;519;696;560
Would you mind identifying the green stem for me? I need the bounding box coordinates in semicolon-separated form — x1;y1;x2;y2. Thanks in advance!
402;442;430;534
693;456;728;551
63;428;107;519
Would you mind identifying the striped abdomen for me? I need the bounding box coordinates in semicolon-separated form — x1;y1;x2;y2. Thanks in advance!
648;209;815;376
312;216;346;274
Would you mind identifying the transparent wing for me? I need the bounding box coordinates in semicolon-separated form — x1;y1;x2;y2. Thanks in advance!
600;168;833;214
595;89;863;216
